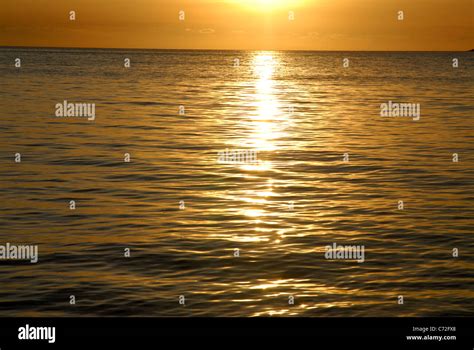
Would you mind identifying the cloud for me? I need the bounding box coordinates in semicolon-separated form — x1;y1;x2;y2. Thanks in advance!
199;28;215;34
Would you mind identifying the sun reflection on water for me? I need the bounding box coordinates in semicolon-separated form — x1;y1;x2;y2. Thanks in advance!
247;52;288;154
235;53;293;224
235;52;287;223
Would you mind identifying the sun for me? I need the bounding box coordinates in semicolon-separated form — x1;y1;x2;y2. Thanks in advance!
228;0;305;11
255;0;277;5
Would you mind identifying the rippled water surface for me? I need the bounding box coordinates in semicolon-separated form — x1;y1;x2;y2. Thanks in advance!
0;48;473;316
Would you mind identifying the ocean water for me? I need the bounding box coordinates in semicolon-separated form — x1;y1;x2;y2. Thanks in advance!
0;48;473;317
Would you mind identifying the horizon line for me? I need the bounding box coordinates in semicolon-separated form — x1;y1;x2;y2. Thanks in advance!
1;45;472;53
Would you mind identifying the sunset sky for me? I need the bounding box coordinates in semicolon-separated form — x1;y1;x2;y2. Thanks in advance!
1;0;472;50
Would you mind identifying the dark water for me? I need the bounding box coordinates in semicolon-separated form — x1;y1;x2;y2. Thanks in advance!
0;48;473;316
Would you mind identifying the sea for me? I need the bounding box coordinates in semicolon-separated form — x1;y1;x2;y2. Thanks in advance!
0;48;473;316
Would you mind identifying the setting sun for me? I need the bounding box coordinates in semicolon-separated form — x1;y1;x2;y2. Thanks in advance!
228;0;307;11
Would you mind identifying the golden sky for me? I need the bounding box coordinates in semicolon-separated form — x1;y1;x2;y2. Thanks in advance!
1;0;472;50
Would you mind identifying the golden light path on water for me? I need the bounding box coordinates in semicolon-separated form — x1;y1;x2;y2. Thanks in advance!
239;52;283;223
230;53;318;316
227;52;370;316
